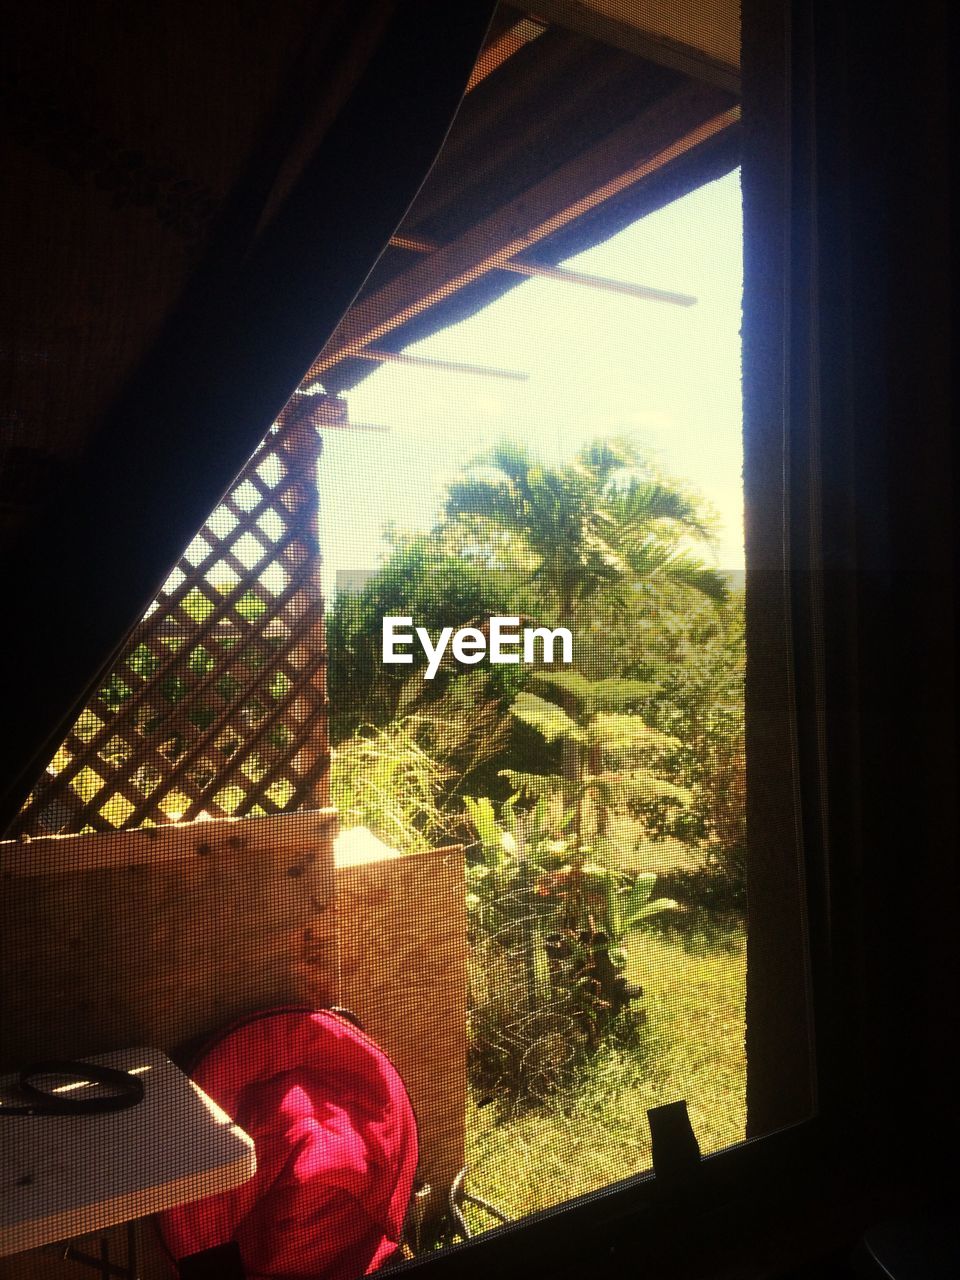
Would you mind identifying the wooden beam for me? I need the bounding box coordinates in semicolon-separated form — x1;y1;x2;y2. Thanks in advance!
466;16;547;91
392;232;696;305
354;348;529;380
303;87;738;383
531;0;741;95
408;29;629;232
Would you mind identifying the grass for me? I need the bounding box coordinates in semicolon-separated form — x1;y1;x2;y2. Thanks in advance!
461;925;746;1228
326;724;746;1231
330;719;451;853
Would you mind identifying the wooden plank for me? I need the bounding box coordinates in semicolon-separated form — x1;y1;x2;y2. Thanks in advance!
533;0;741;92
465;16;547;91
405;29;629;234
0;811;338;1072
335;843;467;1225
355;348;529;380
304;86;739;381
392;232;697;305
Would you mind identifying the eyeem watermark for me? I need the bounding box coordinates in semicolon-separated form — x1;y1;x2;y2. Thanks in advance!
382;616;572;680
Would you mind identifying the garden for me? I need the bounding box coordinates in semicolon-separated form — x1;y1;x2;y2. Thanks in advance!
327;433;747;1234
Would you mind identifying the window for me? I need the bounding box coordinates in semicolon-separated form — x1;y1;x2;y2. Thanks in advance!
2;3;824;1276
314;4;805;1257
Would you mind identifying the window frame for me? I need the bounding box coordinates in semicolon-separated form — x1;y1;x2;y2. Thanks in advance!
390;0;898;1272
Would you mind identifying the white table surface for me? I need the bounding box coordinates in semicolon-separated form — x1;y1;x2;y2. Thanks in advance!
0;1046;256;1258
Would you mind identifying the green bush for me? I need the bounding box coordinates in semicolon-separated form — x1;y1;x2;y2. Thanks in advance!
464;796;677;1108
330;719;451;854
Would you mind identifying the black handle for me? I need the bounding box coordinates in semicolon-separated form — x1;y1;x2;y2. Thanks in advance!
1;1060;145;1116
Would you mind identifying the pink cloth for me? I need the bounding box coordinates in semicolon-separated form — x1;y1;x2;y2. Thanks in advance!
158;1010;418;1280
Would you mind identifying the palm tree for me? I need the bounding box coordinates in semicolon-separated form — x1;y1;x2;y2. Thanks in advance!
444;436;726;624
444;436;726;801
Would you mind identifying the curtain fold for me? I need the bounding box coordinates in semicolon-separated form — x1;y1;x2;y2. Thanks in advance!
0;0;497;831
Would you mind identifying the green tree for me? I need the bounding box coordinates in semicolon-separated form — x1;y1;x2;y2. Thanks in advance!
445;438;726;796
503;669;693;847
445;437;727;623
326;532;533;743
637;591;747;909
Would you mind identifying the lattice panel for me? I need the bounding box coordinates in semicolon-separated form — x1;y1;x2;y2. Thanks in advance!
16;402;328;836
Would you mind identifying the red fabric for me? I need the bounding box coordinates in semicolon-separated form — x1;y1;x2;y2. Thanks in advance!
158;1010;418;1280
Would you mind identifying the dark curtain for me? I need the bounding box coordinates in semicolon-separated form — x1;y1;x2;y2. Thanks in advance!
744;0;955;1179
801;0;955;1181
0;0;497;832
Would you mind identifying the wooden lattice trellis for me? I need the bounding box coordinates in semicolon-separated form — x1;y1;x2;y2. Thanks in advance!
15;400;329;836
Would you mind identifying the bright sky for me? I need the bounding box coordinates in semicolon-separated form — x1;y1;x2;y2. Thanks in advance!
317;168;744;595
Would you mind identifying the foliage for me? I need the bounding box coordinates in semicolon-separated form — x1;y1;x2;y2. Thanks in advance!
330;719;451;854
404;671;518;803
326;532;555;802
563;581;747;907
327;440;736;846
327;435;745;908
634;594;747;906
464;795;677;1107
465;927;746;1224
596;871;682;953
326;533;535;743
445;437;727;621
503;670;694;847
320;433;747;1235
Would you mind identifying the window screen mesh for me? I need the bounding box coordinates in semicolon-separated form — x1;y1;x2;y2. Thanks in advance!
0;4;800;1276
13;406;328;837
